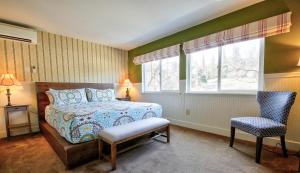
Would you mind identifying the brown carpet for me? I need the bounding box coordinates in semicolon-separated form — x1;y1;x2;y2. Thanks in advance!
0;125;298;173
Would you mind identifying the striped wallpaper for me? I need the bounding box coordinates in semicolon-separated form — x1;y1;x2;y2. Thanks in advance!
0;31;128;83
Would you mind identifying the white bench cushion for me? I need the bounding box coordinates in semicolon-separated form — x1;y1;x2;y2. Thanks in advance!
99;117;170;142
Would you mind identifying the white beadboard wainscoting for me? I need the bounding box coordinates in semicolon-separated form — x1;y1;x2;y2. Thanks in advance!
132;74;300;150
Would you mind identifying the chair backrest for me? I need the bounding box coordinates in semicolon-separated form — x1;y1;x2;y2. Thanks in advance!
257;91;296;125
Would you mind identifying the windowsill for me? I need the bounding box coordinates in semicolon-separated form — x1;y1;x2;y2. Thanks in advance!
185;91;257;96
141;91;257;96
142;91;181;95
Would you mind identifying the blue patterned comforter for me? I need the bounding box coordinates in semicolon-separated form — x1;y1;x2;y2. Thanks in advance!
45;101;162;144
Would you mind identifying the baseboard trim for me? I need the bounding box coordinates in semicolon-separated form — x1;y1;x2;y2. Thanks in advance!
168;118;300;151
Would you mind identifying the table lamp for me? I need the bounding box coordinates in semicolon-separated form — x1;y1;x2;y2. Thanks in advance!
124;79;133;99
0;73;21;106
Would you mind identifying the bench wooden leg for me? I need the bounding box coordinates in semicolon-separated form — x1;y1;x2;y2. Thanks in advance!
98;138;103;160
111;143;117;170
166;125;170;143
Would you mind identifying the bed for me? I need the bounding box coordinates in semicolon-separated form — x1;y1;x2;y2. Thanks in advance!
36;82;162;168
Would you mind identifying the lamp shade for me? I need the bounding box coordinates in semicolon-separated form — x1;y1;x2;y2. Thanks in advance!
124;79;133;88
0;74;21;86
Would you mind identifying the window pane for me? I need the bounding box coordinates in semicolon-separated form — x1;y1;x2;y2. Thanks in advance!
189;47;219;91
143;60;160;92
161;56;179;90
221;39;261;90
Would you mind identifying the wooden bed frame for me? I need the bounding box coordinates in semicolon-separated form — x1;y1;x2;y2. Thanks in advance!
36;82;114;169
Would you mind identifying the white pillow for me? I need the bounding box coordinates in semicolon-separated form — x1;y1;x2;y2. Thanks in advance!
48;88;88;105
45;91;54;105
86;88;116;102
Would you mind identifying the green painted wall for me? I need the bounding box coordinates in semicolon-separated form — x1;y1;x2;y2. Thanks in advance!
128;0;300;83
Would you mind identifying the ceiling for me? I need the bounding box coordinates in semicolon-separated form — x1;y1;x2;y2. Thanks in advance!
0;0;262;50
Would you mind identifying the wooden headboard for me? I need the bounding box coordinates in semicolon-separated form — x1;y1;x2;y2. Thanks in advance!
35;82;114;121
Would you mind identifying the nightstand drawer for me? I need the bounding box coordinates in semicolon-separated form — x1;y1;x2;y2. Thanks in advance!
6;106;27;112
8;123;30;129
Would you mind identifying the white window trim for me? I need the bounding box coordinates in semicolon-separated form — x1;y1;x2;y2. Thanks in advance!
142;56;180;93
186;38;265;95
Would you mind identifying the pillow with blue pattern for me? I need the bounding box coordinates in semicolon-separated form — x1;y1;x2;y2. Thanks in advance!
86;88;116;102
47;88;88;105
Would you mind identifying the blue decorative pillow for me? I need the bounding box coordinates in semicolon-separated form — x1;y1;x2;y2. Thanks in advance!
48;88;88;105
86;88;116;102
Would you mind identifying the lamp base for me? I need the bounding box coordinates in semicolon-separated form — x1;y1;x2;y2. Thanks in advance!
125;88;130;98
6;88;12;106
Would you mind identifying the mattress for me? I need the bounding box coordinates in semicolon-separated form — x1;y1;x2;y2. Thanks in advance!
45;101;162;144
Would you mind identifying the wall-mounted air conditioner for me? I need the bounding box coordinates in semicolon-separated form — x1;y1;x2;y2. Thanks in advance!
0;22;37;44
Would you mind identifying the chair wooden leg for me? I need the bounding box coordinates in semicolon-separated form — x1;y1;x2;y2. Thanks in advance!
98;138;103;160
280;136;288;158
229;127;235;147
111;143;117;170
166;125;170;143
256;137;263;163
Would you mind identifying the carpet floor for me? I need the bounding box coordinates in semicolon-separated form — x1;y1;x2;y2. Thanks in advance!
0;125;298;173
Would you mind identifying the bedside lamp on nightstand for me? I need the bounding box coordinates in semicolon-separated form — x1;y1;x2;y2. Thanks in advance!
0;73;21;106
116;79;133;101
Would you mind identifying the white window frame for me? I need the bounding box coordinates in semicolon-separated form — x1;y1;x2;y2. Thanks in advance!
186;38;265;95
142;56;180;93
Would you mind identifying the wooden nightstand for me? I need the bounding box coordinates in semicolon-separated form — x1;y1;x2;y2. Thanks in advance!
4;105;32;137
116;97;131;101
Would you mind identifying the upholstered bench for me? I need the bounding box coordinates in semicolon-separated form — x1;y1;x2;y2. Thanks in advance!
98;117;170;170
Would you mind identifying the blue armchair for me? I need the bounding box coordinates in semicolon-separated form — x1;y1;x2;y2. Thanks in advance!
230;91;296;163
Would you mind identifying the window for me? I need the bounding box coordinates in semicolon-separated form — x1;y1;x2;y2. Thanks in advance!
187;38;263;93
143;60;160;92
143;56;179;92
189;47;219;91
